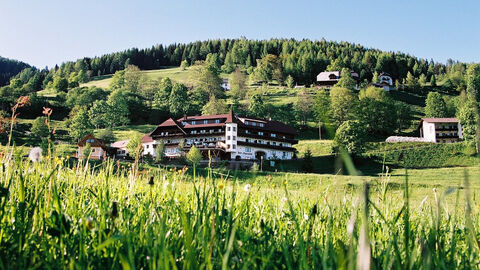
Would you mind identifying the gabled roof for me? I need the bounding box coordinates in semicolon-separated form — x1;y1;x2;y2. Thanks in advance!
316;70;359;82
111;140;129;148
151;118;186;136
141;133;154;143
77;134;107;149
421;118;459;123
237;117;297;135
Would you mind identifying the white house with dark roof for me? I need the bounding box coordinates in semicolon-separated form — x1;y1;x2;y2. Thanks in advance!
316;70;359;89
419;118;463;143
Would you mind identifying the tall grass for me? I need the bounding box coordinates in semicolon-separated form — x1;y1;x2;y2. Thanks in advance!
0;149;479;269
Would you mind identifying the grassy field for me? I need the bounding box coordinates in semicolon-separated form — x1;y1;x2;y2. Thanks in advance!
1;147;480;268
81;66;230;89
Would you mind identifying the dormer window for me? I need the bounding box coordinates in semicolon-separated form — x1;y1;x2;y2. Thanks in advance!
259;123;264;127
245;121;249;125
252;122;257;126
215;119;220;123
204;120;208;124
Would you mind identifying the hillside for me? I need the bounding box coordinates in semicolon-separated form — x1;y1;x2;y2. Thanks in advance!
0;56;31;86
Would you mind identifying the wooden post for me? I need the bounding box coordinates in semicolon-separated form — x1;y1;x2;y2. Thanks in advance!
318;121;322;140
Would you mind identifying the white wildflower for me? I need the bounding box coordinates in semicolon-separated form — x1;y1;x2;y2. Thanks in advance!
243;184;251;192
281;197;288;202
163;181;169;191
419;195;428;208
303;213;309;221
28;147;43;163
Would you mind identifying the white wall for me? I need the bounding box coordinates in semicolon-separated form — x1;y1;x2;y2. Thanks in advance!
422;122;436;142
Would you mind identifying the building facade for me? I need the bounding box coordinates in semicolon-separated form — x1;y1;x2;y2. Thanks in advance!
145;110;298;161
76;134;107;160
419;118;463;143
316;70;359;89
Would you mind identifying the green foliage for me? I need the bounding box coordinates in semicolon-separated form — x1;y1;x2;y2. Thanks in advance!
169;83;189;118
97;128;115;144
330;87;357;127
229;68;247;99
186;145;202;165
366;142;479;168
180;60;189;70
466;64;480;99
52;76;68;92
88;100;110;128
301;149;313;172
295;89;314;125
202;95;228;115
82;142;92;159
106;90;130;127
285;75;295;89
336;68;356;90
126;133;142;158
425;92;448;118
155;140;165;162
314;90;331;124
252;54;283;84
30;117;49;139
334;120;367;155
248;94;266;118
456;96;479;141
67;107;93;141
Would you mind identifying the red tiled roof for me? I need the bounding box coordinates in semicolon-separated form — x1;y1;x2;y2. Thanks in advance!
111;139;129;148
421;118;458;123
142;133;154;143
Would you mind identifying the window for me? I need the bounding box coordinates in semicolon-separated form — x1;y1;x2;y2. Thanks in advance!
271;142;276;145
245;147;251;153
233;136;236;140
146;145;150;149
191;130;197;134
200;130;206;134
227;127;231;131
192;121;196;125
258;132;264;135
165;132;168;135
204;120;208;124
252;122;257;126
210;129;214;133
233;127;236;131
86;139;94;143
227;136;231;140
232;144;236;149
245;130;249;134
218;129;222;132
215;119;220;123
245;121;249;125
91;148;95;152
259;123;264;127
246;139;250;142
271;133;276;137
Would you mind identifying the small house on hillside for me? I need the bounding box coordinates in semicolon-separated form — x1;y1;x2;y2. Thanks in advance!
77;134;107;160
316;70;359;89
221;78;230;90
372;72;395;91
419;118;463;143
111;139;129;159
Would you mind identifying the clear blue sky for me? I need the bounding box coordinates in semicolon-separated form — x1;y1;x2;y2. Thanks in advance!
1;0;479;68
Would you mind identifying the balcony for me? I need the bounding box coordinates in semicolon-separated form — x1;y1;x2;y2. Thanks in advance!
237;141;296;152
237;131;298;144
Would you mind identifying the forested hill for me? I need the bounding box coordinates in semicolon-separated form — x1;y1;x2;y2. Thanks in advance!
0;56;31;86
50;39;451;85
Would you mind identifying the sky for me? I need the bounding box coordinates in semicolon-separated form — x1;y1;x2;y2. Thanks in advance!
0;0;479;68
